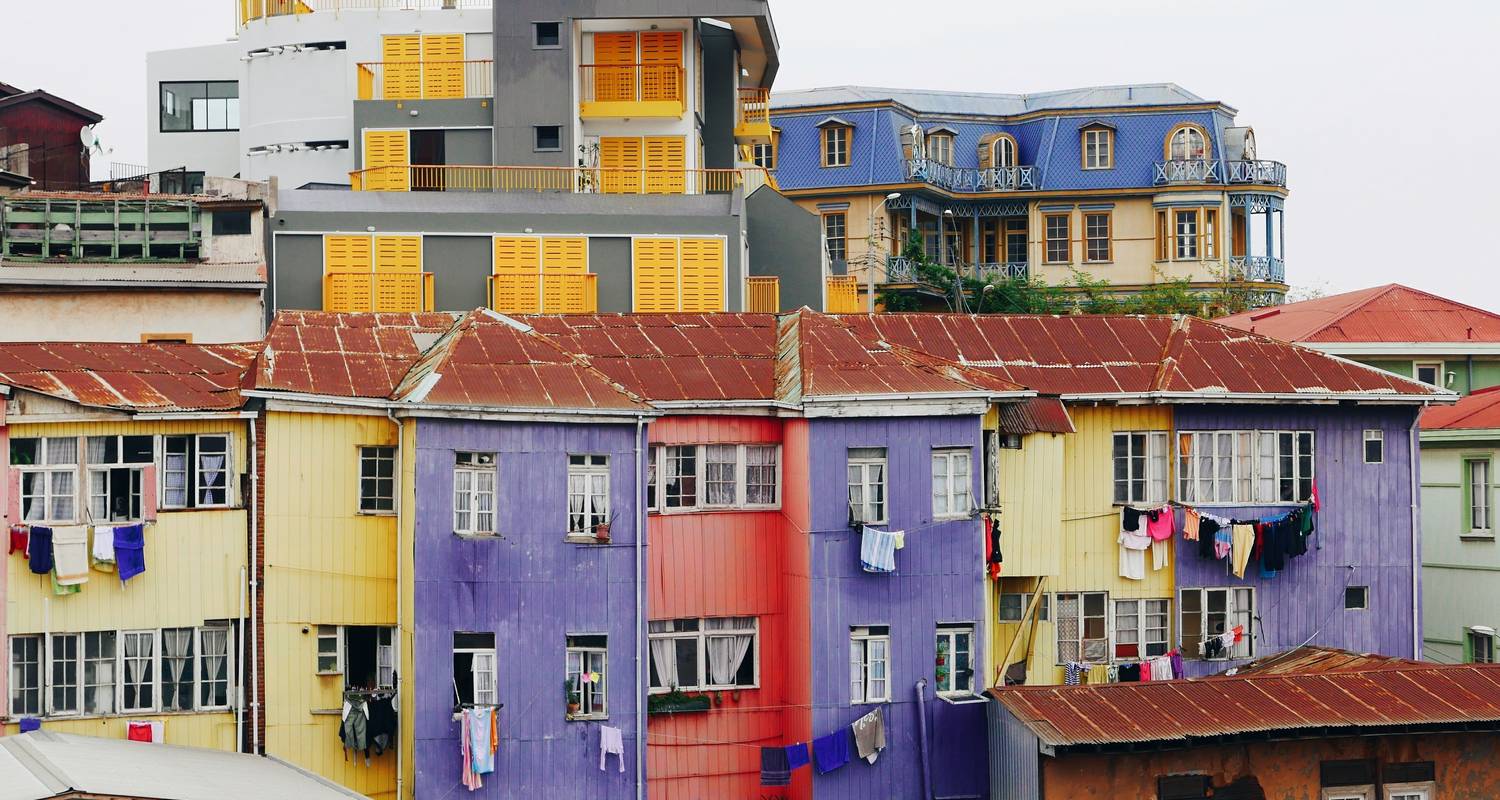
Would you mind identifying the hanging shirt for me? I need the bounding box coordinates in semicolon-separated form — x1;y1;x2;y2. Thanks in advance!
468;707;494;775
850;708;886;765
1146;507;1175;541
113;524;146;585
599;725;625;773
8;525;27;556
1121;506;1145;532
27;526;53;575
1064;661;1083;686
1170;651;1185;679
1182;508;1201;541
1197;516;1219;559
860;526;898;574
52;526;90;586
760;746;792;787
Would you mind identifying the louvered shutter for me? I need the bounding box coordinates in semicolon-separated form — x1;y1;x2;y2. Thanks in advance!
599;137;643;194
826;276;860;313
541;237;589;313
632;238;680;313
373;236;423;312
491;237;542;314
643;136;686;194
382;35;423;100
592;32;637;102
323;235;374;312
362;130;410;192
678;238;725;312
421;34;465;99
638;31;682;104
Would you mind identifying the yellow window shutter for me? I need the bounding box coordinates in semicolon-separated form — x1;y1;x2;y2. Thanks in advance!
638;31;683;104
643;136;686;194
323;235;374;312
678;238;725;312
421;34;465;99
632;238;680;313
592;32;637;102
746;276;780;313
372;236;423;312
491;236;542;314
363;130;410;192
541;237;589;313
825;276;860;313
382;35;423;100
600;137;643;194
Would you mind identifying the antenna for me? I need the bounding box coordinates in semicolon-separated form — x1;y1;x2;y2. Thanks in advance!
79;126;96;148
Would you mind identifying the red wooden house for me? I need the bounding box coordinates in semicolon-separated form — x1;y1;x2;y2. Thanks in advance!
0;81;103;190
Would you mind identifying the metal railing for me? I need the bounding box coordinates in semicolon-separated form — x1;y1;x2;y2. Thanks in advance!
241;0;490;24
1227;255;1285;284
885;256;918;283
356;60;493;100
578;64;686;112
350;165;770;194
1226;159;1288;187
745;276;780;313
976;262;1030;280
487;273;598;314
905;159;1038;193
1154;159;1222;185
738;88;771;130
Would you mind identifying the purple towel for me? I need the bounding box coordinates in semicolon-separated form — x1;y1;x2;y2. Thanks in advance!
812;729;850;774
760;746;791;787
113;524;146;585
18;717;40;733
785;742;810;771
27;527;53;575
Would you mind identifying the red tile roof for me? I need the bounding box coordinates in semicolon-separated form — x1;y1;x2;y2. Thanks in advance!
254;311;457;399
1422;385;1500;431
991;660;1500;749
0;343;258;412
841;313;1443;400
1216;284;1500;344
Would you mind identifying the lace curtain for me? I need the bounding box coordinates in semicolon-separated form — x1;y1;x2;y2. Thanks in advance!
704;618;753;686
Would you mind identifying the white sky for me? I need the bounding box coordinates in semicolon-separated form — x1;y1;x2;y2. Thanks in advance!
2;0;1497;303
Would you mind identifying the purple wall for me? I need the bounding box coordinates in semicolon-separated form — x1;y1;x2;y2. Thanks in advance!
1172;404;1422;677
411;418;645;798
806;415;988;800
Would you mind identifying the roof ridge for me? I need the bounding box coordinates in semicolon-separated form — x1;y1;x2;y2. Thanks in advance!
1150;315;1192;392
1311;283;1405;336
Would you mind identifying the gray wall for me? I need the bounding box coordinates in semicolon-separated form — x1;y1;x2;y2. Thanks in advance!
426;235;493;311
352;99;496;165
590;236;633;313
746;184;822;311
445;129;493;166
699;22;736;170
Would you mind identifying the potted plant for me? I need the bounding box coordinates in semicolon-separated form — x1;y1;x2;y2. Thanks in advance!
566;680;581;716
594;522;611;544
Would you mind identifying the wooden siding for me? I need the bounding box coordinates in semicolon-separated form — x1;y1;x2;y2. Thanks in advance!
1420;436;1500;663
261;410;397;798
996;432;1066;577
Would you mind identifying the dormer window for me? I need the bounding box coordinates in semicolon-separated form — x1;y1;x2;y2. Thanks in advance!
818;118;852;168
1167;124;1209;161
1081;125;1113;170
991;134;1017;169
926;128;956;166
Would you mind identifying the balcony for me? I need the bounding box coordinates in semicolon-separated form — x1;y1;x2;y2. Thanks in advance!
1226;159;1288;188
885;256;918;283
578;64;686;119
1227;255;1285;284
323;272;436;313
349;165;771;194
240;0;490;24
905;159;1038;193
487;273;598;315
734;88;772;145
356;60;493;101
975;262;1029;281
1153;158;1222;185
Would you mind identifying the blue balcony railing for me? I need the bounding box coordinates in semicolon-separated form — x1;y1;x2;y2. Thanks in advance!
1228;255;1285;284
1226;160;1288;187
1154;159;1221;185
976;262;1029;280
905;159;1037;193
885;256;918;283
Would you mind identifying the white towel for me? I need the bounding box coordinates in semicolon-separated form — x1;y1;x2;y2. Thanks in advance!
599;725;625;772
52;526;90;585
860;526;899;573
92;526;116;563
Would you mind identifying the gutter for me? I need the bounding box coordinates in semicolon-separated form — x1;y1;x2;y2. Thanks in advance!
249;412;261;755
1409;412;1421;659
387;408;406;800
1058;391;1455;405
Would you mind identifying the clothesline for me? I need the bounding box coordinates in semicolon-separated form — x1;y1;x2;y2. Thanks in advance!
646;731;783;750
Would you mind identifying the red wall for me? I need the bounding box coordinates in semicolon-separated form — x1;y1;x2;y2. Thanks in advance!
0;102;93;189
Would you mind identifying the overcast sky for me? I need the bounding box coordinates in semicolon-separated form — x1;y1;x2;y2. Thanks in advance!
2;0;1497;303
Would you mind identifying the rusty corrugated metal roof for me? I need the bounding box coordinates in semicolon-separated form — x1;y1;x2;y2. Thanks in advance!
1422;386;1500;431
990;660;1500;749
0;342;258;412
1223;646;1419;676
997;398;1075;435
1217;284;1500;344
254;311;458;399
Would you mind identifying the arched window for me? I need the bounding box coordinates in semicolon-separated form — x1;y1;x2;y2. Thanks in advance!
1168;124;1208;161
991;134;1017;169
928;133;955;166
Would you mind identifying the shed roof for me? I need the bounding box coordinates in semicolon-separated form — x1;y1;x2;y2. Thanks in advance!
1422;385;1500;431
1216;284;1500;344
1224;646;1420;676
0;261;265;289
0;89;104;124
0;342;258;412
990;660;1500;750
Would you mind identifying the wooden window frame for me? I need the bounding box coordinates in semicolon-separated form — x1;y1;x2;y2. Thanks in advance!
991;133;1019;170
1083;211;1112;263
823;211;848;263
565;639;608;720
1465;456;1494;535
931;447;973;520
1082;128;1113;170
648;617;760;693
1054;591;1109;665
1043;212;1071;265
1468;626;1495;663
453;452;498;536
358;445;396;515
1362;430;1384;464
1113;431;1168;505
1113;598;1170;661
649;444;783;514
934;624;975;696
821;125;851;168
566;454;611;537
928;133;955;166
1414;361;1444;387
1180;587;1255;661
1165;123;1210;161
847;447;889;525
850;626;891;704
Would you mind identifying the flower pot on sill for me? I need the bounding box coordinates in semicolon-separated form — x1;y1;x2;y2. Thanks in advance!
594;523;611;543
567;703;581;716
936;656;946;666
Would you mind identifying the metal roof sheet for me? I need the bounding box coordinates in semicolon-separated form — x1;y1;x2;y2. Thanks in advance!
0;262;265;288
1217;284;1500;344
1224;646;1420;676
1422;385;1500;431
0;342;258;412
997;397;1075;435
772;84;1213;116
254;311;457;399
990;661;1500;749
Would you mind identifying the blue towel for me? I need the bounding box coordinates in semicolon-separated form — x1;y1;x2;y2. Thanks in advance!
812;729;850;774
113;524;146;585
785;742;810;771
859;526;897;573
18;717;40;733
27;527;53;575
760;746;791;786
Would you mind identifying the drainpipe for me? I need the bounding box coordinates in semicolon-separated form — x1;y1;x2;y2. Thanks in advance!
387;409;405;800
634;417;647;800
237;564;246;753
1409;412;1421;659
249;414;261;754
1468;354;1475;394
915;679;934;800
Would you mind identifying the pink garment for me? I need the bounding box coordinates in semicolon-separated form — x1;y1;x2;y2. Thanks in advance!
1146;506;1175;541
1139;660;1153;681
461;717;484;791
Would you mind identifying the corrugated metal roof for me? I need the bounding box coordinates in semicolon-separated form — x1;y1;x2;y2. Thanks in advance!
1217;284;1500;344
772;84;1213;116
0;262;265;288
0;342;258;412
254;311;457;399
1224;646;1419;676
1422;386;1500;431
990;660;1500;749
997;397;1075;435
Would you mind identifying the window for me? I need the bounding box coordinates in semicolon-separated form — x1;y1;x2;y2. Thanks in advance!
49;634;80;716
1384;786;1434;800
1467;458;1493;533
1155;209;1169;261
745;446;779;506
1361;430;1384;464
1005;217;1027;264
160;628;195;712
650;444;780;512
663;446;697;508
991;134;1017;169
211;210;253;236
337;625;394;690
534;125;562;152
316;625;342;674
823;212;847;264
1084;211;1111;262
566;635;607;718
13;437;78;523
1167;124;1207;161
453;632;497;707
1321;759;1376;798
120;630;158;712
934;624;974;696
1414;362;1443;386
1344;586;1368;610
1082;127;1113;169
198;627;231;709
359;446;396;513
454;452;497;535
87;435;153;523
1469;627;1495;663
1044;213;1070;264
160;81;239;132
648;617;758;692
1113;432;1168;505
1114;599;1169;660
850;626;890;703
928;133;954;166
752;138;777;170
533;21;561;48
821;125;850;168
999;592;1049;623
1204;209;1218;258
1055;592;1108;664
848;447;888;525
1180;587;1254;660
931;448;972;519
567;454;610;535
9;635;42;716
1174;209;1199;260
1159;775;1211;800
84;631;117;716
1177;430;1316;505
160;170;205;195
703;445;738;507
161;434;233;510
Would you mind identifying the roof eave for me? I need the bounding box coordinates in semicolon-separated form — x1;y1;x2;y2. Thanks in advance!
1059;391;1454;405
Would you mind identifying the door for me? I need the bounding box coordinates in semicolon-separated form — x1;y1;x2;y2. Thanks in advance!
409;130;446;192
593;32;637;102
600;137;643;194
362;130;410;191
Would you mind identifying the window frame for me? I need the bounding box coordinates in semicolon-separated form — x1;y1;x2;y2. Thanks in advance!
1465;456;1494;535
211;210;253;237
1382;783;1434;800
821;125;851;168
566;637;608;720
48;633;82;717
934;624;975;696
649;444;781;514
822;211;848;264
196;625;233;711
848;447;889;525
1173;208;1200;260
9;634;43;717
533;125;562;152
119;629;160;714
453;632;498;707
991;133;1018;170
647;617;760;693
358;445;396;515
931;447;973;520
1363;430;1384;465
1177;429;1316;506
1165;123;1209;161
752;129;779;170
1113;431;1168;506
1113;598;1170;661
1344;586;1369;611
1082;127;1113;170
927;133;955;166
849;626;891;704
1179;587;1255;661
316;624;344;675
532;20;563;49
1414;361;1444;387
1054;591;1109;665
159;433;235;511
1321;789;1374;800
1083;211;1112;263
1468;627;1495;663
567;454;611;536
159;80;240;133
453;451;498;536
14;436;79;524
998;592;1050;623
1043;212;1071;264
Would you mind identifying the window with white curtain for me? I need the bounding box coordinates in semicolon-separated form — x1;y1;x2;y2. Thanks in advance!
931;448;972;519
663;446;697;508
745;446;779;506
1112;432;1167;505
161;434;234;510
566;635;607;719
11;627;228;719
198;627;231;709
160;628;195;712
84;631;116;716
850;626;890;704
848;447;888;524
648;445;781;512
453;452;497;535
9;635;42;716
12;437;78;523
49;634;80;715
453;632;496;706
567;454;610;535
87;435;152;522
196;435;230;506
704;445;739;506
647;617;757;692
934;624;974;696
1055;592;1109;664
1113;599;1170;660
121;630;158;713
1178;430;1316;505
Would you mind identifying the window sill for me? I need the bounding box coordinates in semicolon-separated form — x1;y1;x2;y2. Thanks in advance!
1461;534;1496;542
932;513;973;522
5;708;234;725
454;532;504;540
310;708;343;716
651;505;783;516
358;510;397;517
566;713;608;722
565;535;611;546
1083;260;1114;266
316;671;344;677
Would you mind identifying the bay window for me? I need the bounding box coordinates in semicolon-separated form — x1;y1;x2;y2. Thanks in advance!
649;444;781;512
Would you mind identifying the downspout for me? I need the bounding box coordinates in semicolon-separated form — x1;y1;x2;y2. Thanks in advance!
915;679;934;800
634;417;647;800
1409;411;1421;659
237;564;246;753
249;414;261;754
387;409;405;800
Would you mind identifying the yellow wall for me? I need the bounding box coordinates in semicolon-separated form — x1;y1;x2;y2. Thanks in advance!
995;432;1066;577
3;418;248;748
262;409;398;798
396;418;417;800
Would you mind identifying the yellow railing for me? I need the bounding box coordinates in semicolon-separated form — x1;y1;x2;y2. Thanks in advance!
322;272;435;313
357;60;493;101
241;0;490;25
487;273;598;314
738;88;771;130
825;276;861;314
350;165;771;195
578;64;686;116
746;276;780;313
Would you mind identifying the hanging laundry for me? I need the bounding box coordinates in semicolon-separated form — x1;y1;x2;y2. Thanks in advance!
1310;480;1321;511
1121;506;1145;532
341;699;370;765
50;571;79;596
91;525;117;573
468;706;494;776
1151;656;1174;681
785;742;810;772
892;531;905;550
1170;650;1185;679
1146;506;1175;541
367;695;397;756
1117;663;1140;682
984;516;1002;580
1214;525;1233;560
27;526;53;575
1106;664;1119;683
860;526;898;574
52;526;90;586
113;524;146;585
599;725;625;773
812;729;850;774
1230;524;1255;578
1087;664;1109;685
760;746;792;786
1064;661;1082;685
1139;660;1152;682
126;720;163;743
9;525;27;556
851;708;886;765
1196;515;1218;558
460;712;483;792
1118;510;1150;581
1151;538;1170;571
18;717;40;733
1182;508;1201;541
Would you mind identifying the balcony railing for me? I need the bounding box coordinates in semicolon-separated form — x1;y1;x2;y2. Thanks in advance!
578;64;686;117
350;165;771;194
1228;255;1285;284
1226;159;1288;188
885;256;918;283
323;272;436;313
487;273;598;315
746;276;780;313
735;88;772;143
976;262;1030;281
357;60;493;100
905;159;1038;193
241;0;490;24
1154;158;1222;185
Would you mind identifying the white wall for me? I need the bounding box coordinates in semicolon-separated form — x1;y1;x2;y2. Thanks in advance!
146;41;244;179
0;292;263;343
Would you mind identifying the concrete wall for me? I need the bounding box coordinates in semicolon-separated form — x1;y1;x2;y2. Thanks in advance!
1421;432;1500;663
746;185;823;312
202;208;267;264
146;41;243;179
0;291;263;343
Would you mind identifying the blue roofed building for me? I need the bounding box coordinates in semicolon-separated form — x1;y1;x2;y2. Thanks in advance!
766;84;1289;309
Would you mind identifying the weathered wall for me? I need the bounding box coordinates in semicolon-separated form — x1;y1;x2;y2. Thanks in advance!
1420;432;1500;663
0;291;264;343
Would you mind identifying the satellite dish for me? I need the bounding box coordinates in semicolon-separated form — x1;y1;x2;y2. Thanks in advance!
79;126;96;148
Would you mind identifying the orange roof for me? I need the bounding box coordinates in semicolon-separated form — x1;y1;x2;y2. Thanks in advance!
1422;385;1500;431
1217;284;1500;344
255;311;457;399
0;342;258;412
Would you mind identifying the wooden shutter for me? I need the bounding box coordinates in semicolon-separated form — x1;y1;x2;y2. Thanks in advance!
382;35;423;100
977;133;1001;169
643;136;686;194
825;276;860;313
600;137;643;194
373;235;423;311
592;32;637;103
362;130;410;192
632;238;680;313
421;34;465;99
745;277;779;313
491;237;542;313
638;31;682;104
323;235;374;312
541;237;589;313
678;238;725;312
